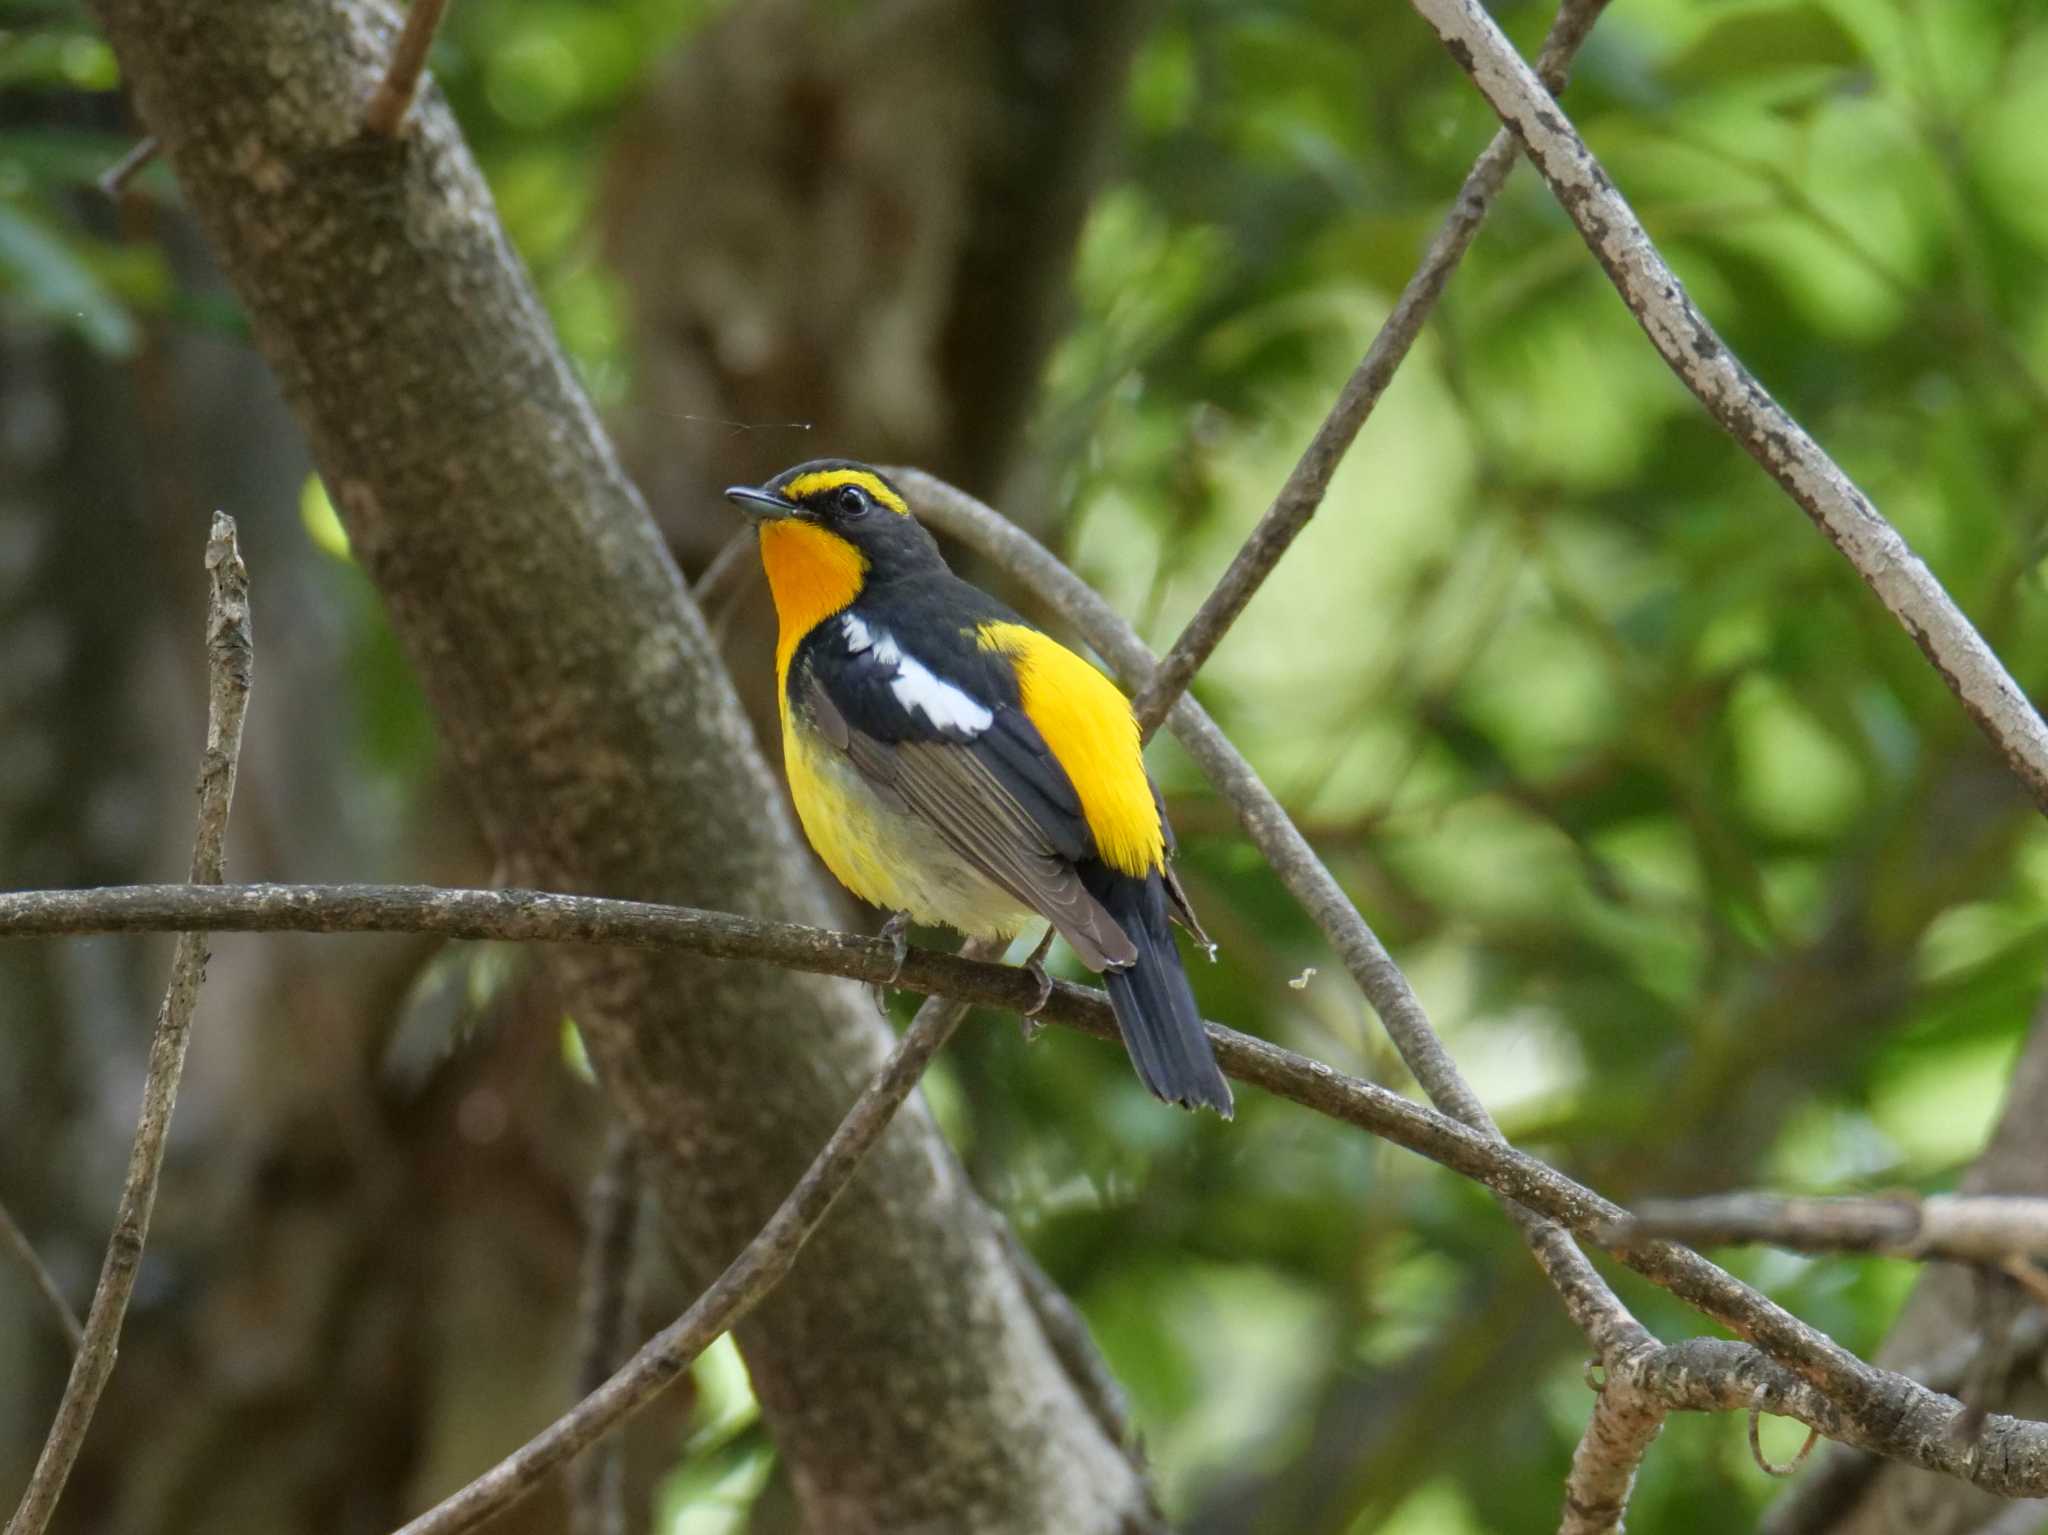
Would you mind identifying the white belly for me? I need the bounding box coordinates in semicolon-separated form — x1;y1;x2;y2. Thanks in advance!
785;718;1037;939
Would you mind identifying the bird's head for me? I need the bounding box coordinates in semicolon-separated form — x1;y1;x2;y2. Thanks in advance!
723;460;947;592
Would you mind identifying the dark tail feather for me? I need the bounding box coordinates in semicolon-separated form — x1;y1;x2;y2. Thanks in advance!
1085;866;1234;1118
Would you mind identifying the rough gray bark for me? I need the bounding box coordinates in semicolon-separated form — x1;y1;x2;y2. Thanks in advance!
84;3;1154;1530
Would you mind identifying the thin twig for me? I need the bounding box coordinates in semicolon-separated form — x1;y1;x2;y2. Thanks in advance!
0;1200;82;1354
1609;1193;2048;1265
1405;0;2048;815
13;879;2048;1493
890;467;1649;1360
391;940;1001;1535
1128;0;1612;735
5;513;251;1535
1749;1387;1821;1478
1559;1371;1666;1535
570;1126;642;1535
95;135;159;200
362;0;452;137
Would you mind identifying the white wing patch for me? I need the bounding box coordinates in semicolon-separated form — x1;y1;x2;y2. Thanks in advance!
841;613;993;736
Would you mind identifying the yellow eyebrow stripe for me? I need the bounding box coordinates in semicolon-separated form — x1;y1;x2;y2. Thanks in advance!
780;469;910;516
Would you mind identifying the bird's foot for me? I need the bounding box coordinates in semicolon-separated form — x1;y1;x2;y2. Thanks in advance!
872;911;912;1014
1015;928;1056;1042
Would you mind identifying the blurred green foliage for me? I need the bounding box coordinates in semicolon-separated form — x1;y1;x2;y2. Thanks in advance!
12;0;2048;1529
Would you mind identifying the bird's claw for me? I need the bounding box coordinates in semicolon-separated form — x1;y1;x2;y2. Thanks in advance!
1015;928;1056;1041
1016;958;1053;1041
872;911;912;1014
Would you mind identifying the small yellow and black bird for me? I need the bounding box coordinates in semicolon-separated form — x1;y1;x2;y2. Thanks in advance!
724;460;1233;1116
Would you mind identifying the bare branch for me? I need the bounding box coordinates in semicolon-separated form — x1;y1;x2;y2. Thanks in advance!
95;135;158;199
391;943;999;1535
1610;1194;2048;1265
1559;1374;1665;1535
1748;1387;1821;1478
362;0;451;137
1760;1316;2048;1535
1128;0;1612;736
891;467;1647;1359
570;1127;642;1535
1405;0;2048;814
1604;1337;2048;1496
0;1201;81;1354
6;513;251;1535
13;879;2048;1493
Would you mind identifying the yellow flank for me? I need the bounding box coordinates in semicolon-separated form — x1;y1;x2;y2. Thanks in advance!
780;714;1032;936
977;621;1164;876
758;519;868;692
779;468;910;516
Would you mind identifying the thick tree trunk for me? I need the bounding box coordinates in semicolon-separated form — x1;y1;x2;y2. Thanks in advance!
85;3;1155;1529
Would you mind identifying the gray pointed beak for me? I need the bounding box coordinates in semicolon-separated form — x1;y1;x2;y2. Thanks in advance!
723;484;800;521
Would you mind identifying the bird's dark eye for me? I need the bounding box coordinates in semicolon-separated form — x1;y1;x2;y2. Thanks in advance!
834;485;870;519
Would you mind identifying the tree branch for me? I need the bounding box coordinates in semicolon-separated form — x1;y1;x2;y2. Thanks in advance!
0;1201;81;1354
569;1127;642;1535
1127;0;1612;736
15;879;2048;1496
94;135;158;199
362;0;450;136
6;514;251;1535
1405;0;2048;815
891;467;1648;1360
392;945;999;1535
1610;1194;2048;1265
1559;1371;1665;1535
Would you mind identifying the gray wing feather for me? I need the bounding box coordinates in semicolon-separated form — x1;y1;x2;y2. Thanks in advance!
841;731;1138;972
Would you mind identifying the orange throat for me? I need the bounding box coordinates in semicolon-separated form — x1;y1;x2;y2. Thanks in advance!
757;520;869;691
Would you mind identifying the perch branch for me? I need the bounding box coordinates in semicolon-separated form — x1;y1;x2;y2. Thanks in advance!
1128;0;1612;735
1405;0;2048;815
15;880;2048;1495
5;514;251;1535
391;944;1000;1535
